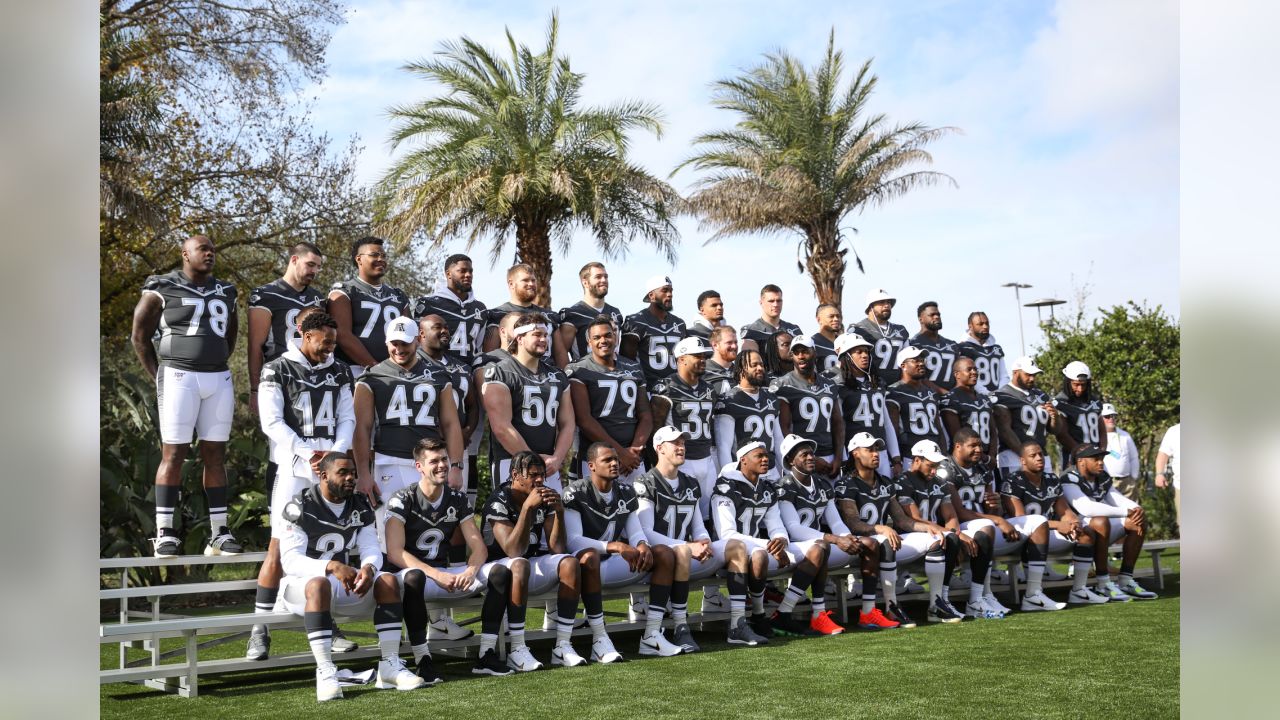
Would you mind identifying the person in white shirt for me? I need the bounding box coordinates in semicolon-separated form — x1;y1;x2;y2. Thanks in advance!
1101;403;1142;501
1155;423;1180;528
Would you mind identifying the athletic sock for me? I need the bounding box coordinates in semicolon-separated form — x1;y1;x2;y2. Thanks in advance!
727;572;747;624
778;567;815;613
583;590;606;639
155;485;179;533
401;570;429;648
646;583;671;636
925;550;947;603
507;597;528;649
1071;545;1093;592
205;485;228;531
811;594;827;617
481;565;512;637
304;610;335;672
971;533;994;600
671;579;690;624
1097;573;1113;592
747;573;766;615
410;642;430;664
880;561;899;605
252;584;278;632
373;602;404;662
1026;540;1048;595
556;595;578;644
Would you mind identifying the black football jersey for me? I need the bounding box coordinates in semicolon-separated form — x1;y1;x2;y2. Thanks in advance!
703;359;734;396
621;308;687;388
633;468;704;541
141;270;238;371
562;478;639;542
1059;469;1115;508
565;355;646;447
837;376;894;449
651;374;716;460
329;277;409;365
385;484;473;568
770;372;840;455
249;278;326;363
482;354;568;460
993;384;1052;449
712;473;780;539
934;457;996;514
357;357;453;458
482;484;553;559
259;352;354;442
557;300;624;361
714;386;782;459
834;472;899;527
940;386;996;449
739;318;804;349
779;473;836;532
886;381;945;451
1055;391;1104;463
281;485;376;560
910;332;960;391
686;321;714;341
1000;470;1065;519
483;302;560;359
850;317;910;386
957;339;1007;396
418;350;472;430
895;470;952;525
412;289;487;366
811;333;840;374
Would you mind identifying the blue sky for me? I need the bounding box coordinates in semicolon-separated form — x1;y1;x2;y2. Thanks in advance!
308;0;1178;355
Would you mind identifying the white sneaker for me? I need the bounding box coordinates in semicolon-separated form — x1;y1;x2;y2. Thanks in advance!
639;630;684;657
590;634;624;664
1067;586;1110;605
551;640;588;667
700;592;729;614
316;666;343;702
376;656;427;691
1021;590;1066;612
429;614;475;641
628;594;647;622
965;600;1003;619
506;645;544;672
983;593;1012;616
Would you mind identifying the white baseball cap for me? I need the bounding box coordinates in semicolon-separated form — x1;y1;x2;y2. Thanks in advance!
847;431;886;452
834;332;872;357
735;440;768;461
641;274;672;302
674;336;713;357
864;288;896;311
1101;402;1118;417
1009;356;1043;374
652;425;691;449
1062;360;1091;379
911;439;946;463
780;434;817;465
385;316;419;345
896;345;925;367
789;335;814;351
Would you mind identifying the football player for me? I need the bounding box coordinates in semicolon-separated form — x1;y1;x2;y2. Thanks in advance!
771;336;844;477
565;443;686;657
776;435;876;635
992;356;1061;481
811;304;844;374
327;236;410;375
1001;442;1109;605
885;346;946;456
713;348;784;475
130;234;241;557
759;330;795;379
956;311;1010;396
633;426;721;651
650;337;719;515
276;452;424;701
911;301;959;393
739;284;804;353
620;274;687;390
940;356;999;464
703;324;738;394
412;253;487;368
688;289;726;341
566;315;653;482
247;312;354;661
416;314;480;502
558;262;624;361
849;288;910;386
832;334;902;478
1052;360;1107;468
481;264;567;367
483;313;576;490
1060;444;1158;602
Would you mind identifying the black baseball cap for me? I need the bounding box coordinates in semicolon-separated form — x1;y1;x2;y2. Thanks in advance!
1073;443;1106;461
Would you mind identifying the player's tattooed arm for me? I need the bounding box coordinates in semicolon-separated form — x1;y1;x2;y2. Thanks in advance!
130;292;164;379
835;497;876;536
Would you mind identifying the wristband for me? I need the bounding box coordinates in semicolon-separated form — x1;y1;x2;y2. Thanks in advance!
450;462;463;470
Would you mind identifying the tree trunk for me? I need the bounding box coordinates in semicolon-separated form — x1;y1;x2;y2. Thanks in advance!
806;227;845;314
515;219;555;308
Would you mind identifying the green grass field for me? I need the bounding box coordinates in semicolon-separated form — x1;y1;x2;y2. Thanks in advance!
101;559;1179;720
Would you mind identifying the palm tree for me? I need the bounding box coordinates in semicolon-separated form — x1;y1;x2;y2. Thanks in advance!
374;12;682;307
676;32;956;313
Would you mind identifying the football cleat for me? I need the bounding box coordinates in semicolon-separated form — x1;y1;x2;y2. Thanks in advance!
551;640;588;667
316;666;343;702
857;608;899;630
885;603;917;629
506;646;544;672
204;527;243;556
1067;587;1110;605
414;654;444;686
330;626;358;653
472;649;514;676
769;610;814;637
727;616;768;646
672;623;700;653
1021;591;1067;612
152;529;181;558
429;614;474;641
965;601;1005;620
810;610;845;635
927;597;964;623
1119;579;1158;600
376;656;427;691
590;635;624;664
638;631;684;657
1101;582;1134;602
700;591;729;614
245;625;270;661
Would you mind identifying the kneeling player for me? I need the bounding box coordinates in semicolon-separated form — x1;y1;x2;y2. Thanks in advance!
565;443;685;657
385;439;518;681
277;453;424;702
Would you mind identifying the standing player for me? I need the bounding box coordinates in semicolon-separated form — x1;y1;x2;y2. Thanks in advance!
564;443;686;657
558;262;624;361
1052;360;1107;468
771;336;844;477
849;288;910;386
130;234;241;557
650;338;718;514
811;304;844;373
566;315;654;482
416;315;480;500
713;349;784;474
688;290;727;341
481;264;567;367
940;357;999;464
247;312;355;661
276;453;425;701
739;284;804;352
885;346;946;458
483;314;576;490
703;325;739;394
832;334;902;478
620;274;687;390
327;237;410;374
956;311;1010;396
992;356;1061;481
412;254;487;368
911;301;959;393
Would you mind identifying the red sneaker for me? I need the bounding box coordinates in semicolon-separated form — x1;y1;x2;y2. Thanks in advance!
857;607;900;630
809;610;845;635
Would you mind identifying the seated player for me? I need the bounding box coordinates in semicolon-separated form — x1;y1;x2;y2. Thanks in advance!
277;452;425;702
1061;444;1158;601
633;426;723;652
1001;442;1109;605
564;443;686;657
385;439;520;681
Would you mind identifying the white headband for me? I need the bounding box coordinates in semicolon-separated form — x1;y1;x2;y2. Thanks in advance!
512;323;539;338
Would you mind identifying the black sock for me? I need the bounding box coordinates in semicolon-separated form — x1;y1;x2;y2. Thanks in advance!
263;461;277;517
582;591;604;620
507;597;528;629
649;582;672;612
401;569;429;647
970;532;993;579
205;485;228;526
254;584;278;613
727;572;748;597
1026;540;1048;563
155;484;180;531
746;574;766;595
482;565;512;636
557;593;578;621
671;579;690;606
789;566;817;593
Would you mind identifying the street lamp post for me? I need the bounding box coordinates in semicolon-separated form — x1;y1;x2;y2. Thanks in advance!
1001;282;1032;355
